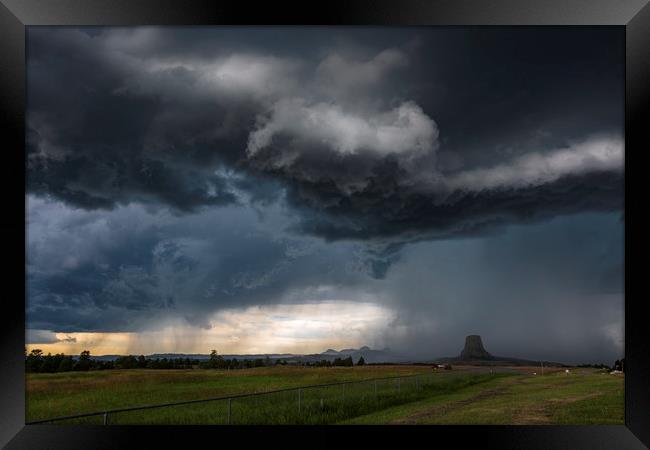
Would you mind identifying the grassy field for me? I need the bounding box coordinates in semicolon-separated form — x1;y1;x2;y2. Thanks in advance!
26;366;623;425
343;368;624;425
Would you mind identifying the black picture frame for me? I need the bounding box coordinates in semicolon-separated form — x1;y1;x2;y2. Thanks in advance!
1;0;648;448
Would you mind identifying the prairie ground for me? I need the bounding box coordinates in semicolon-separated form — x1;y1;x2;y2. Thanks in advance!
26;365;623;425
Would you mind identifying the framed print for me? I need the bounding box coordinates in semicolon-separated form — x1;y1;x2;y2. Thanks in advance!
1;0;648;448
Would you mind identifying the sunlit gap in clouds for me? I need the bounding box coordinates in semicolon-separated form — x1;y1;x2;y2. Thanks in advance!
26;301;396;356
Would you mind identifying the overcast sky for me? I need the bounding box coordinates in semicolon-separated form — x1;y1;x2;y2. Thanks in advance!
25;27;624;364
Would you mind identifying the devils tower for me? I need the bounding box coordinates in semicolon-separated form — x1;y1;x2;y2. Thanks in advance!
435;334;566;367
459;335;493;360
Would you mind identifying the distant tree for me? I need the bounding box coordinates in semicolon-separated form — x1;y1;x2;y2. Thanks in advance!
25;349;44;373
57;356;74;372
357;356;365;366
41;353;67;373
199;350;226;369
95;360;113;370
333;356;353;367
613;358;625;372
115;355;138;369
74;350;92;371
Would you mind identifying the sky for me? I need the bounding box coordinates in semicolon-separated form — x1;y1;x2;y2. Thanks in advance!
25;27;624;364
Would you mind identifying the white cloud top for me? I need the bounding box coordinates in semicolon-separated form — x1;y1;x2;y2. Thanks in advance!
447;135;623;192
247;99;438;157
105;38;624;194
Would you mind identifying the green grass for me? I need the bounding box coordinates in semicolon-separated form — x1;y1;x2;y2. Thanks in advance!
26;365;433;424
343;368;624;425
340;375;516;424
26;366;623;425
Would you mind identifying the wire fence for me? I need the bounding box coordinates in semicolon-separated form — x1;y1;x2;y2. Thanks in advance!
26;370;483;425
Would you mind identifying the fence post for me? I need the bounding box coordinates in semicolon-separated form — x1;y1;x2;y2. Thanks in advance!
34;373;450;426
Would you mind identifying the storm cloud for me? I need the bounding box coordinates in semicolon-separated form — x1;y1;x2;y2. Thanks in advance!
27;27;623;239
26;27;624;363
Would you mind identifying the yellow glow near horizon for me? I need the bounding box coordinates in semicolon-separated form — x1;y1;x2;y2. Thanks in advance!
26;332;137;356
26;301;395;356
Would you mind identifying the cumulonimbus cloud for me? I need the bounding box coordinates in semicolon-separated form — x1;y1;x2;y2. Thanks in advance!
247;99;438;158
26;27;624;250
25;28;625;363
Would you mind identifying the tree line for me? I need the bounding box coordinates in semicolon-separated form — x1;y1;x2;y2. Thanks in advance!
296;355;362;367
25;349;198;373
575;358;625;372
25;349;366;373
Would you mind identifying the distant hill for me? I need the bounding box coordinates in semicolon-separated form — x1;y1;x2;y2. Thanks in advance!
313;346;410;364
86;346;413;364
146;353;297;361
88;354;124;362
88;353;297;362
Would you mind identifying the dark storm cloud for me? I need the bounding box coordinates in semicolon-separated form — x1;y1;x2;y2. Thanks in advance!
27;27;623;246
26;28;625;362
27;192;624;362
283;163;622;243
27;28;253;212
26;197;373;333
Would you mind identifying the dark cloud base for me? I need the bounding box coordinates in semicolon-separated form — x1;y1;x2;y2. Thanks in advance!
27;27;623;243
284;170;623;243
